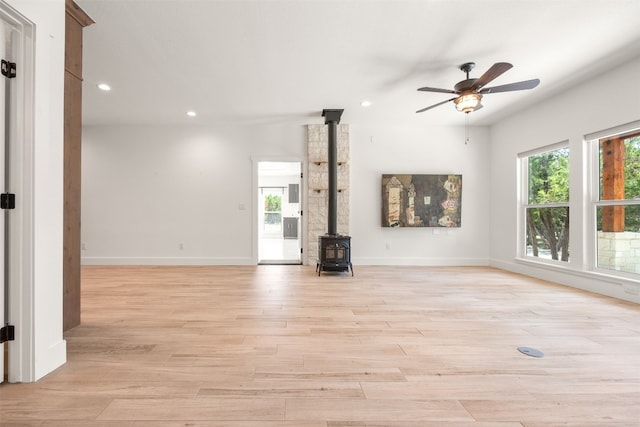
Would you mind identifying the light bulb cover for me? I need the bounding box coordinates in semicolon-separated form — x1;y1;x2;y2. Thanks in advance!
454;92;482;113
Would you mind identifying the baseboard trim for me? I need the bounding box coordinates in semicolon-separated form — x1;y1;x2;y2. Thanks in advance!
35;339;66;381
352;257;490;266
81;257;254;266
490;258;640;304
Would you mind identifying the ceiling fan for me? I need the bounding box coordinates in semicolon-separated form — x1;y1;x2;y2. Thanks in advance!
416;62;540;114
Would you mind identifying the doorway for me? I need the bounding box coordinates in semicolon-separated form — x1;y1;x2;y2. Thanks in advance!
257;161;302;264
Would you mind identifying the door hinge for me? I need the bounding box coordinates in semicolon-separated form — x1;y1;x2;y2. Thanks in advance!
1;193;15;209
300;247;303;254
300;172;303;178
0;325;15;343
300;210;303;216
1;60;16;79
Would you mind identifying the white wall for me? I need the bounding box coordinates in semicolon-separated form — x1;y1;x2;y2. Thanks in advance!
350;124;491;265
82;122;491;266
489;55;640;303
5;0;66;380
82;124;306;264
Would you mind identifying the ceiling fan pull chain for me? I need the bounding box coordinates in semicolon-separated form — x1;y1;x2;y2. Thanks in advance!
465;113;470;144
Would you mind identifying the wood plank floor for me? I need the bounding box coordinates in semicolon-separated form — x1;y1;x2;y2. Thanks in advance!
1;265;639;426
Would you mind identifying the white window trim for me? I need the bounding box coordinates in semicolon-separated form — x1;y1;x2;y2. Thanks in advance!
517;141;570;263
585;121;640;279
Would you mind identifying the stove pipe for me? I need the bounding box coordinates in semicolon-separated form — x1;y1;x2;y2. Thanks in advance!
322;109;343;236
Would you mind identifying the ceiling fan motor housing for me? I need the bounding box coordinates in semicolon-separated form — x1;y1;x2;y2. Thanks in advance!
454;79;477;92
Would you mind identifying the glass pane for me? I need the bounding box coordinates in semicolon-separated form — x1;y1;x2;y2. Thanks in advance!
263;212;282;233
264;194;282;212
528;147;569;204
525;207;570;261
264;212;281;225
599;135;640;201
262;192;282;233
597;205;640;275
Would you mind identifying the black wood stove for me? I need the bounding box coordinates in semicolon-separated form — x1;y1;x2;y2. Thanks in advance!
317;234;352;275
316;109;353;276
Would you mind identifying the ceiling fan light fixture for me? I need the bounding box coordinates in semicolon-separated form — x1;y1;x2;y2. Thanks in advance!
416;62;538;115
454;92;482;113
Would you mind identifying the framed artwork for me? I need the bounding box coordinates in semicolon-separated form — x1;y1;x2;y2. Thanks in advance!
381;174;462;227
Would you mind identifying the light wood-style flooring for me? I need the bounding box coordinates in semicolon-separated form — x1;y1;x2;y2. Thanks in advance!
1;265;639;426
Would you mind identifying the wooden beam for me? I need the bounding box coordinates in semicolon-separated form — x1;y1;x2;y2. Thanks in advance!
63;1;93;331
600;137;625;232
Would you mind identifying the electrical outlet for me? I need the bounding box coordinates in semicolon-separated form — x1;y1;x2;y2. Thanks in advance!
179;243;184;250
81;242;87;251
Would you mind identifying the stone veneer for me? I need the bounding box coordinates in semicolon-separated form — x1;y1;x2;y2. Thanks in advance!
305;123;350;265
597;231;640;274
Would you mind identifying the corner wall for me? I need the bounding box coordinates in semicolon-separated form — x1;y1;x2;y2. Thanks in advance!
489;55;640;303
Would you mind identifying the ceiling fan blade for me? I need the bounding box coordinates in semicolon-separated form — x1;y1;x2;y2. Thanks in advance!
416;97;457;113
470;62;513;91
417;86;457;94
480;78;540;94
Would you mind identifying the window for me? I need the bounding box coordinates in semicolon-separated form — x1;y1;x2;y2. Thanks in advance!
593;130;640;276
261;188;283;235
521;144;570;262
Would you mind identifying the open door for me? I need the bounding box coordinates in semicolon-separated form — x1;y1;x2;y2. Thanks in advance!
257;162;302;265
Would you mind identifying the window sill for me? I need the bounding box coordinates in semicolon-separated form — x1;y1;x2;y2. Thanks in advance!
515;256;570;273
515;256;640;287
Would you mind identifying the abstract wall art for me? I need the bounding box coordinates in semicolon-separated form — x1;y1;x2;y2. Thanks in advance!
381;174;462;228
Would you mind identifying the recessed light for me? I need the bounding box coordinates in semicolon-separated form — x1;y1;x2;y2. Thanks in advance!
186;111;197;117
97;83;111;91
360;100;372;107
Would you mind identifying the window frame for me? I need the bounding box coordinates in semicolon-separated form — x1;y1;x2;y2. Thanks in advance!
586;124;640;279
518;141;570;264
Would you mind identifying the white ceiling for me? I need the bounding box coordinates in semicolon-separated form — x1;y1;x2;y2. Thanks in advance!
76;0;640;128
